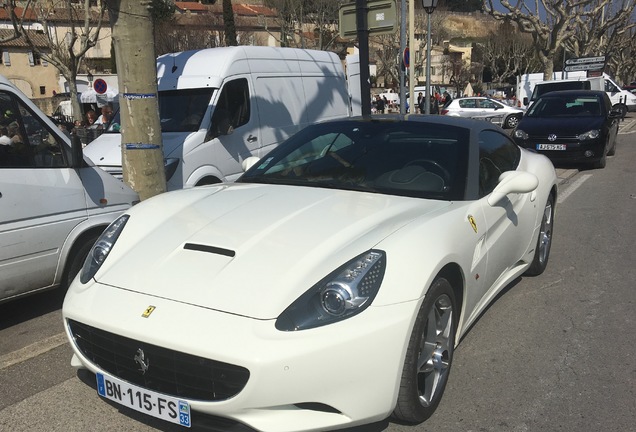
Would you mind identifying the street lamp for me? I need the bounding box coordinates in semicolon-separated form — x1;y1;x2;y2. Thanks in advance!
87;71;94;88
422;0;438;114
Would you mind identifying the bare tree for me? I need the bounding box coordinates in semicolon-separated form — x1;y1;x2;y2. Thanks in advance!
264;0;343;50
483;0;635;80
481;21;539;84
4;0;108;122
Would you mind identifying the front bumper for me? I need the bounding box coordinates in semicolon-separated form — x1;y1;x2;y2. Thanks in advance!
516;139;606;165
63;282;419;432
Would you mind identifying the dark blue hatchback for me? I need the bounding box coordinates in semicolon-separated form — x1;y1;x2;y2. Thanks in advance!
512;90;621;169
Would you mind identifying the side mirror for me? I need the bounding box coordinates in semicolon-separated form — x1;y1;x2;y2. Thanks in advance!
523;97;529;106
242;156;260;172
70;133;84;168
488;171;538;206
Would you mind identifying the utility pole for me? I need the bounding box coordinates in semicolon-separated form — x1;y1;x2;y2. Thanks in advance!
106;0;166;201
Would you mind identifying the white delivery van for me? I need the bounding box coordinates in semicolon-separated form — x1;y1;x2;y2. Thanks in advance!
517;71;636;114
85;46;352;190
0;75;138;304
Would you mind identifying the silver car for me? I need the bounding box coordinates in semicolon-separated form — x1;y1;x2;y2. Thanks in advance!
441;97;525;129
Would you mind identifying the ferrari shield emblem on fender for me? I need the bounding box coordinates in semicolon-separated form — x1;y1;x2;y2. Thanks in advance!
468;215;478;233
141;305;156;318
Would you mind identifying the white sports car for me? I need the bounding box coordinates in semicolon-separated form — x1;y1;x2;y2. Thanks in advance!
63;116;557;431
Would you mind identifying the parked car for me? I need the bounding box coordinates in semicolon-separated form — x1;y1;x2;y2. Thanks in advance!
63;116;557;432
512;90;621;169
0;75;138;304
440;96;525;128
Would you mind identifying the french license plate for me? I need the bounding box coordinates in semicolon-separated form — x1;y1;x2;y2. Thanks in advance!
96;372;191;428
537;144;566;150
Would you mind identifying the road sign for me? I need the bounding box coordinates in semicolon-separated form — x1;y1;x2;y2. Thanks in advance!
564;62;605;72
565;55;606;66
93;78;108;94
403;47;409;68
339;0;397;39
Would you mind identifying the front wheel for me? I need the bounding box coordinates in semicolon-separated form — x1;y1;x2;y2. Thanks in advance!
393;277;457;424
525;194;554;276
63;235;99;288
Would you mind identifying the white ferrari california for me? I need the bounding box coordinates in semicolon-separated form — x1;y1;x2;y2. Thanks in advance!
63;115;557;431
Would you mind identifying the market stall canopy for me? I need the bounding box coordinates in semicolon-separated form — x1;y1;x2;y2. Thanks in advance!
80;88;118;106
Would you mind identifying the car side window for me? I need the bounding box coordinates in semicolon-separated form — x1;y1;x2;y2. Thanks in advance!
210;78;250;140
478;130;520;198
479;99;499;109
459;99;476;108
0;92;66;168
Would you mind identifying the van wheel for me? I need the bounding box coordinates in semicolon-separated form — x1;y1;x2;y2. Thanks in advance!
613;104;627;119
63;235;98;289
196;177;221;186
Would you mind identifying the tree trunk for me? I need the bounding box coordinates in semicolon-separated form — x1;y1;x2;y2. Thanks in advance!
106;0;166;201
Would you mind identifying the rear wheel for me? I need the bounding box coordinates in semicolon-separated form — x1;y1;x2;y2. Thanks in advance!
525;194;554;276
393;277;457;424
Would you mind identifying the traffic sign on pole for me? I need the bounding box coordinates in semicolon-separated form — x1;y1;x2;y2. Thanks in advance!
565;55;605;66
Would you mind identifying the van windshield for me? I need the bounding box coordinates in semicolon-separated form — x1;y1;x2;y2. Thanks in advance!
106;88;214;133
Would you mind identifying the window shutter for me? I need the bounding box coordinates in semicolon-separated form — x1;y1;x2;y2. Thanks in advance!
28;51;35;66
3;52;10;66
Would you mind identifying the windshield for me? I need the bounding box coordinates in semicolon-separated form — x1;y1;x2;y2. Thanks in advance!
105;88;214;133
527;94;603;118
239;119;469;201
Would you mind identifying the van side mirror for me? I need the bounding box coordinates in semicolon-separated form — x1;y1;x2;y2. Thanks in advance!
70;133;84;168
523;97;529;106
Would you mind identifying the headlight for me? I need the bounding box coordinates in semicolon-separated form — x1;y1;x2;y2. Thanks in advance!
80;215;129;284
275;250;386;331
578;129;600;140
513;129;528;140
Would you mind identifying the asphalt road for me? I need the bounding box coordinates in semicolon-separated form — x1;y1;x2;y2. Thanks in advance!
1;116;634;432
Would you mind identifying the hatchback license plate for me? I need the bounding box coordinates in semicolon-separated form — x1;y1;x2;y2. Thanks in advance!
96;372;191;427
537;144;566;150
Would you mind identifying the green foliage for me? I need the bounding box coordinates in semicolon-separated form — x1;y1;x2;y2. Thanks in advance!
150;0;176;21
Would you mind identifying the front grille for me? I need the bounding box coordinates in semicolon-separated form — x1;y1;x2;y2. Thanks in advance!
68;319;250;401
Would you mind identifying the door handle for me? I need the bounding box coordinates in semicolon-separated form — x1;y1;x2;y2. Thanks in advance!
247;135;257;143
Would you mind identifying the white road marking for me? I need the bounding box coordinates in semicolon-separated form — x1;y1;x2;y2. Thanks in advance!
0;333;68;370
557;173;592;204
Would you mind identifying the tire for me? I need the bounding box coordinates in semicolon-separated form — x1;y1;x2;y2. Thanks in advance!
613;103;628;119
505;114;520;129
62;235;98;288
592;151;607;169
525;194;554;276
393;277;457;424
607;138;617;156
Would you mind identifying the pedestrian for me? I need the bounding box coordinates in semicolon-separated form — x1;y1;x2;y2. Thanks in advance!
85;110;97;127
375;95;385;114
93;104;113;128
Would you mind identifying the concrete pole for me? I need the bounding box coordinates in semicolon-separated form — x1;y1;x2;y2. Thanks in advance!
409;0;415;113
425;12;431;114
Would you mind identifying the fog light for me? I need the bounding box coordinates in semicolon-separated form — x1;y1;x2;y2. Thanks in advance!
584;150;594;157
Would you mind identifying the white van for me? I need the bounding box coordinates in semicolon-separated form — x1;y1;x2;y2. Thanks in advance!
0;75;138;304
85;46;352;190
517;72;636;115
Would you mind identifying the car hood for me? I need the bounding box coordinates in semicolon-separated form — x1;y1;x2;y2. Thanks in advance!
518;116;605;135
97;183;451;319
84;132;193;167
